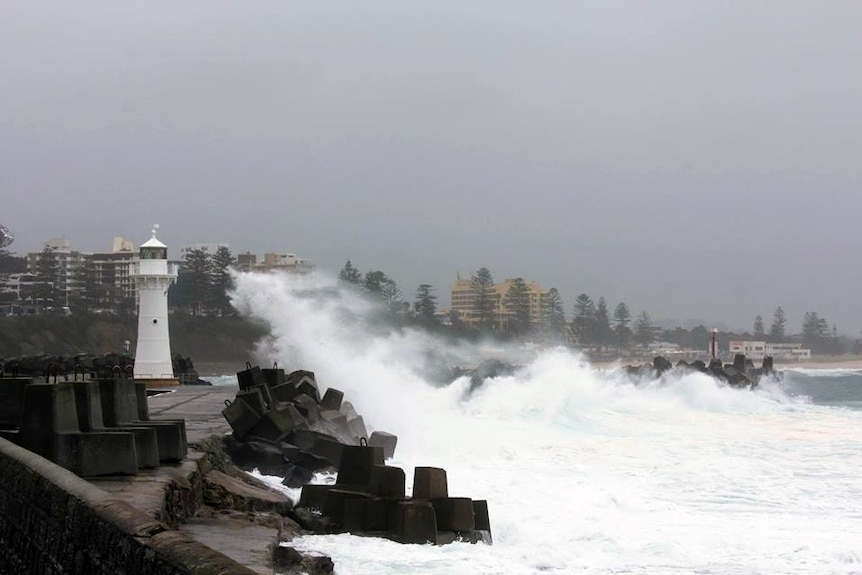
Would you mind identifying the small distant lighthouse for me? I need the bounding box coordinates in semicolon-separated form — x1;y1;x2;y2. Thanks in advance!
132;225;179;387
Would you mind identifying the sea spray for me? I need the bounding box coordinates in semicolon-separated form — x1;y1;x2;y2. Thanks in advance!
230;271;862;575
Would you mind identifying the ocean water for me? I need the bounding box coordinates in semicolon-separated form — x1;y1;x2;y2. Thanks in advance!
227;272;862;575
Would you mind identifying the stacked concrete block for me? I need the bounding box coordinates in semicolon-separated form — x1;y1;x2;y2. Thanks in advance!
222;365;400;472
14;383;139;476
0;377;30;429
71;381;160;469
368;431;398;460
99;378;187;462
2;373;191;477
261;363;286;387
236;363;267;390
223;363;491;545
296;447;491;545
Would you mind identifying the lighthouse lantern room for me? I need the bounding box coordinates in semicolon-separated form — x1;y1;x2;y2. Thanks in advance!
132;225;179;387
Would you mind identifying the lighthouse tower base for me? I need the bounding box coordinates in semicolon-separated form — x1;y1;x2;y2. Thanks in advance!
137;377;181;389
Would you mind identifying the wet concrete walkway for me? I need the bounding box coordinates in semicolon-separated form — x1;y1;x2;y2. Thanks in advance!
90;386;282;575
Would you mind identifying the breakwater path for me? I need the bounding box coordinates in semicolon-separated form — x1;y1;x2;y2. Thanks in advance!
0;386;285;575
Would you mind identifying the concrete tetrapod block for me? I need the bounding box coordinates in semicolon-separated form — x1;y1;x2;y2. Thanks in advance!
431;497;475;532
297;484;336;511
472;500;493;544
246;404;306;442
19;383;80;434
294;376;321;403
392;501;438;544
347;416;368;442
72;382;159;469
289;429;345;468
270;382;299;403
320;409;349;431
56;431;139;476
292;395;320;423
324;489;373;525
285;369;316;387
342;497;369;532
0;377;31;428
364;497;397;531
320;388;344;411
97;378;139;426
222;397;263;441
413;467;448;500
369;464;406;498
336;445;385;490
368;431;398;460
339;400;358;419
236;386;269;416
16;383;139;476
261;366;286;387
134;382;150;421
133;421;187;462
236;363;267;390
99;378;188;461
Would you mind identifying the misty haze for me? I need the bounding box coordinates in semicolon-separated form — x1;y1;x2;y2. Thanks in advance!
2;2;861;335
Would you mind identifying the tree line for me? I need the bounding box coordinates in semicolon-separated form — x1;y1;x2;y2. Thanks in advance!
0;222;855;354
170;246;236;316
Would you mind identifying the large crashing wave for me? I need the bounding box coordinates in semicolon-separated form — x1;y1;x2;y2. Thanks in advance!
230;271;862;574
230;271;802;453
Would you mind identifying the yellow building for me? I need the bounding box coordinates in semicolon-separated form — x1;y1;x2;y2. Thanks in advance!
450;277;547;330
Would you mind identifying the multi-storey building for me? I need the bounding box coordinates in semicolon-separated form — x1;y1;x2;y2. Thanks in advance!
26;238;85;307
236;252;257;271
179;242;230;258
728;340;811;361
254;252;314;274
449;276;547;330
89;237;138;311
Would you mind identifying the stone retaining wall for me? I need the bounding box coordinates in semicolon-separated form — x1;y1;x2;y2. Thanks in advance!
0;437;256;575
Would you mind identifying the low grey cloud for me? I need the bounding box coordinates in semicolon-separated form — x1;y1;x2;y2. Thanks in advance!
2;1;860;333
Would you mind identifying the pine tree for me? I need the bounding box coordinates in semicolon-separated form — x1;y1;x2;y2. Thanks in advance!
471;267;496;330
503;277;532;335
380;277;403;307
571;293;595;347
181;248;212;315
769;306;786;342
363;270;388;296
635;311;654;348
210;246;236;315
593;296;612;350
541;287;566;342
414;284;438;325
339;260;362;285
612;302;632;351
753;315;765;339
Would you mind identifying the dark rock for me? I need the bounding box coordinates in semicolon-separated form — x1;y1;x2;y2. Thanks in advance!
467;359;517;394
272;545;303;570
280;464;315;488
653;356;673;375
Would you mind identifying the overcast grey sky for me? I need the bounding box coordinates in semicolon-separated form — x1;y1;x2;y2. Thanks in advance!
2;1;861;333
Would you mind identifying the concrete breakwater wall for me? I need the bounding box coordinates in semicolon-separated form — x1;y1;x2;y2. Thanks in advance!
0;437;257;575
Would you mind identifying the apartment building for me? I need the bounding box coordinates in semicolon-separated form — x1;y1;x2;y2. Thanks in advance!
450;277;547;330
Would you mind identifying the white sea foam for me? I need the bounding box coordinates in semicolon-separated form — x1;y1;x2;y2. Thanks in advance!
230;272;862;575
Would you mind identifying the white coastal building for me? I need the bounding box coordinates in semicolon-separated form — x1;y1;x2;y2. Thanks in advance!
728;340;811;361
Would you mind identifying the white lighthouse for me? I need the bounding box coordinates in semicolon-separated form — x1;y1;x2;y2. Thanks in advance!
132;225;179;386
